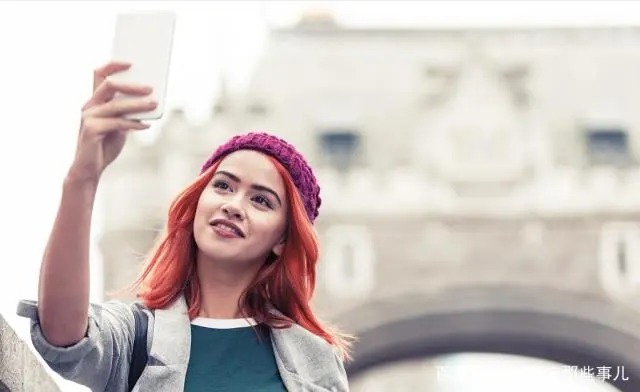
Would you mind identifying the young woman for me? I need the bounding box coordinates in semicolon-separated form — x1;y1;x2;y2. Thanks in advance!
17;61;352;392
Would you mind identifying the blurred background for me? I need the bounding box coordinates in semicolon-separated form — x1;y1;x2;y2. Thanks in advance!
4;1;640;391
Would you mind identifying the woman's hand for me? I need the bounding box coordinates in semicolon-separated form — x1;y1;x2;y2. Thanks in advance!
68;61;157;183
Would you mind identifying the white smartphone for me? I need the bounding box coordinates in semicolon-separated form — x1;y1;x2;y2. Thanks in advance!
108;11;176;120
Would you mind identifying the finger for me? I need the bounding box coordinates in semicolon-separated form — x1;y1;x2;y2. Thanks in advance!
93;61;131;91
84;79;152;107
85;97;157;118
82;116;150;135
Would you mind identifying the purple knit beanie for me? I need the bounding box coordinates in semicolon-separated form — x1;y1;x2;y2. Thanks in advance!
200;132;321;223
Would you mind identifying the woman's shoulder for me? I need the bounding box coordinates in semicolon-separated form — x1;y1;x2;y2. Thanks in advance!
270;321;344;369
270;322;348;391
276;321;336;351
266;307;341;357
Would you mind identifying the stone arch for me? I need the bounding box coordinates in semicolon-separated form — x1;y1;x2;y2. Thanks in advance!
340;285;640;392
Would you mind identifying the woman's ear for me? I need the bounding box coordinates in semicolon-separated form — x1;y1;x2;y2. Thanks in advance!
272;236;286;257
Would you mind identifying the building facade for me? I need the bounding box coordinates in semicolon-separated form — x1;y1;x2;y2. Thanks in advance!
99;16;640;391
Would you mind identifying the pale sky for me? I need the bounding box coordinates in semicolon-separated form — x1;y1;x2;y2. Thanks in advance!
0;1;636;391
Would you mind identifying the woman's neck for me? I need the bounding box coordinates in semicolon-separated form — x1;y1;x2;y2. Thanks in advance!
195;256;260;319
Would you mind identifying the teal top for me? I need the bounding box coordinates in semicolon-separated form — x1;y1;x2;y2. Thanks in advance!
183;316;288;392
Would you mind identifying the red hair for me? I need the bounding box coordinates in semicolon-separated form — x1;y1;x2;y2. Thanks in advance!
130;154;354;361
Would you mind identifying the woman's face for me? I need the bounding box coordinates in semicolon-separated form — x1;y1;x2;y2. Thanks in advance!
193;150;288;267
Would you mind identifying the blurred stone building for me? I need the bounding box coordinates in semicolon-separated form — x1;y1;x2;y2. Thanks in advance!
98;13;640;391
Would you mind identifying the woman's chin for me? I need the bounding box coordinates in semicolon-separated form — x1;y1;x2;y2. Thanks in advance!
196;243;251;265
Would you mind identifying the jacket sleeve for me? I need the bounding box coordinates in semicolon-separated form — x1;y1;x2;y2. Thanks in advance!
16;299;135;392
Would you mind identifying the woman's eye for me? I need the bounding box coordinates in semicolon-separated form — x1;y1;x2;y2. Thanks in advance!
253;195;272;208
213;180;230;190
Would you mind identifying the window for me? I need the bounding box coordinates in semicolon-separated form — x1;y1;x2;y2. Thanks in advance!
586;128;632;167
423;65;459;106
318;130;361;171
617;238;628;276
500;64;530;107
322;225;376;298
247;102;268;116
599;222;640;299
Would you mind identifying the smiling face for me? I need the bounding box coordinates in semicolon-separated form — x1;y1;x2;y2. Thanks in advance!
193;150;288;268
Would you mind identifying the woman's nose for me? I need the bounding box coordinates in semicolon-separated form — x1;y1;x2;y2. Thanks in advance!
222;203;245;220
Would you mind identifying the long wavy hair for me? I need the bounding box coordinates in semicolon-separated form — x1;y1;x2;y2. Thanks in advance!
129;154;353;361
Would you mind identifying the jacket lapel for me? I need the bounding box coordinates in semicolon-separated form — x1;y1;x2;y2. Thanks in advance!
269;308;335;392
271;327;332;392
134;296;191;392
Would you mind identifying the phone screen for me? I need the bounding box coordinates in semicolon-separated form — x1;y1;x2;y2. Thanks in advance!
108;11;176;120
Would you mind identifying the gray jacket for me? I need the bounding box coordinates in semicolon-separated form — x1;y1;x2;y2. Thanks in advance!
16;295;349;392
